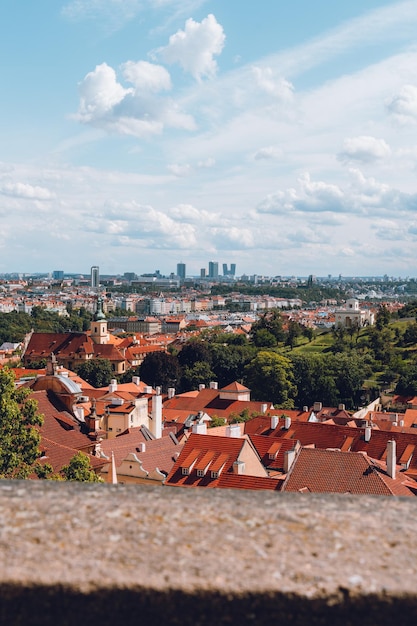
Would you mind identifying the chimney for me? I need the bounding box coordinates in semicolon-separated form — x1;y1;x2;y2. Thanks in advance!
155;386;161;396
364;426;371;442
313;402;322;412
284;449;296;473
338;403;345;411
198;384;206;391
271;415;279;430
232;460;245;475
167;387;175;399
192;423;207;435
136;442;146;453
75;406;85;422
109;379;117;392
303;406;308;413
209;381;218;390
151;394;162;439
132;376;140;386
284;416;292;430
226;424;241;438
386;439;396;479
261;403;268;414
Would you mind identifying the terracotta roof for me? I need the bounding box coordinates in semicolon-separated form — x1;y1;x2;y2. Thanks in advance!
165;433;246;488
32;390;94;452
100;431;182;475
282;447;415;497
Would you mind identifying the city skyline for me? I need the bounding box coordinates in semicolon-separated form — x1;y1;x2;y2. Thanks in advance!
1;1;417;277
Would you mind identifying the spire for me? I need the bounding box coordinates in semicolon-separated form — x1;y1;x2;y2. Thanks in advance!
94;295;106;321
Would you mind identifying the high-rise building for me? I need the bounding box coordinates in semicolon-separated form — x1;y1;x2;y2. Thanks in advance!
52;270;64;280
177;263;186;280
208;261;219;279
222;263;236;277
91;266;99;289
200;268;206;278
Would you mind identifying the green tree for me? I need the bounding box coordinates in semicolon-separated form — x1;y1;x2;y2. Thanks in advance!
177;340;212;369
139;352;182;391
285;320;302;349
252;328;277;348
181;361;215;391
375;304;391;329
75;359;113;388
244;351;296;407
0;368;43;478
60;451;102;482
251;309;285;343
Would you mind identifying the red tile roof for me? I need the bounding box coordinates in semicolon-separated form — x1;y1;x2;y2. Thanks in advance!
282;447;415;497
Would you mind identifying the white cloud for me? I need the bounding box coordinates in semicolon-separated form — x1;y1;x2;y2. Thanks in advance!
157;14;225;80
257;170;417;217
252;67;294;101
77;63;132;122
75;61;195;137
386;84;417;124
0;182;55;201
338;136;391;163
169;203;219;223
253;146;283;161
121;60;172;92
167;163;191;177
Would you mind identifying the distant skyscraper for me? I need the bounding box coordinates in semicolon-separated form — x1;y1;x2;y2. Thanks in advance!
208;261;219;279
177;263;186;280
222;263;236;277
200;268;206;278
91;266;99;289
52;270;64;280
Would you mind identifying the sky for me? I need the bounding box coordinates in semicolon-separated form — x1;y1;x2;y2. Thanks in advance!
1;0;417;278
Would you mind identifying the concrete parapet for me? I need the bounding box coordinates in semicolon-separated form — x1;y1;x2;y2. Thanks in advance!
1;481;417;624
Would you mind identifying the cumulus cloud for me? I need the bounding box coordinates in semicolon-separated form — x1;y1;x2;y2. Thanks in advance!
157;14;225;80
167;163;191;177
75;61;195;137
252;67;294;101
253;146;283;160
211;226;254;249
84;201;199;249
338;136;391;163
169;203;219;223
77;63;132;122
0;182;55;200
121;60;172;92
257;169;417;218
386;84;417;124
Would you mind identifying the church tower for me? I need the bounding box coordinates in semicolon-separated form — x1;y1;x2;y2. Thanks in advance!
90;295;109;345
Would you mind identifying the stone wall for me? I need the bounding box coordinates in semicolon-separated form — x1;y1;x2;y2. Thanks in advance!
1;481;417;625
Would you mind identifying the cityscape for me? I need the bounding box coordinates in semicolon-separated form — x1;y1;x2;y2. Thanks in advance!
1;0;417;619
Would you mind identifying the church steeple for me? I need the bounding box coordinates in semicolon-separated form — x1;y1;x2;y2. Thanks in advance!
90;295;109;344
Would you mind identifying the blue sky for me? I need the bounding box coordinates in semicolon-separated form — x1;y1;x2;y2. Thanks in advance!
1;0;417;278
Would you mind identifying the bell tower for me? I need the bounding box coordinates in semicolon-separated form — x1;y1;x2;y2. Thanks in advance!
90;295;109;345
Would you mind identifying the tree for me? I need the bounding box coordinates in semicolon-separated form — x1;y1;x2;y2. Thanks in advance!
285;321;302;349
75;359;113;388
208;343;256;388
60;451;102;482
139;352;182;391
177;340;212;369
181;361;215;391
251;309;285;343
252;328;277;348
0;368;43;478
375;304;391;330
244;351;296;407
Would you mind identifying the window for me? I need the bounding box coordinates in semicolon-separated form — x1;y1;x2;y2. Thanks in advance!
181;467;189;476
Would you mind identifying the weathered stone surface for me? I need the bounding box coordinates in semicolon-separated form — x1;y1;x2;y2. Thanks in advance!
0;481;417;624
